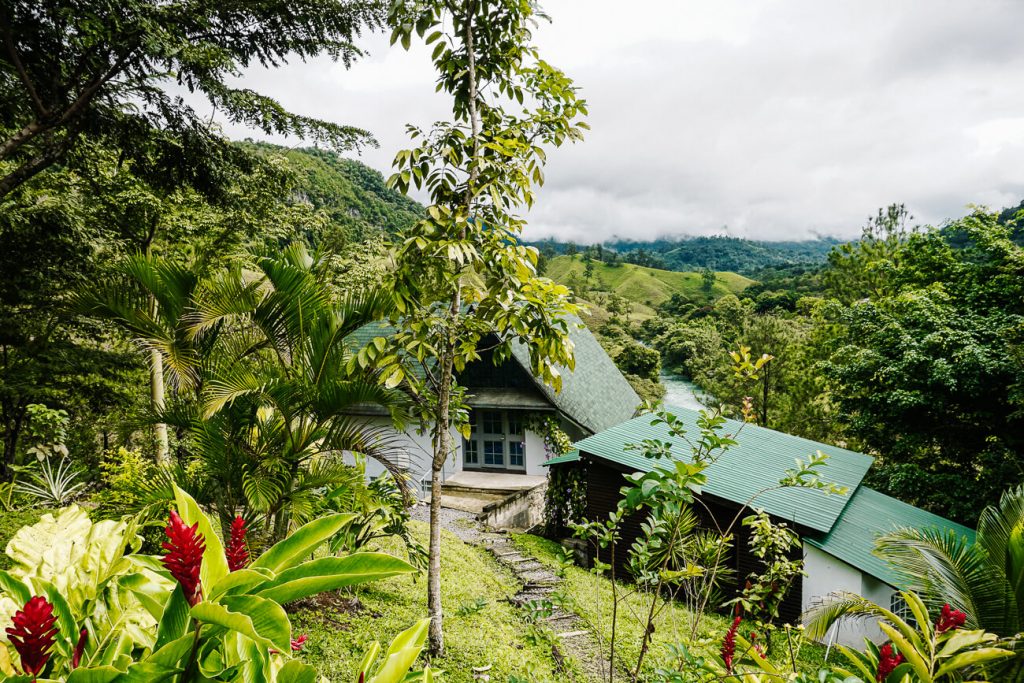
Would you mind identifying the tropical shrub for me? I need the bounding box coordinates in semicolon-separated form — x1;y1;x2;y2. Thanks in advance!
805;591;1013;682
0;485;424;681
875;483;1024;638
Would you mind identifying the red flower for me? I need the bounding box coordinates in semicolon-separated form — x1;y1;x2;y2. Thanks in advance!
162;510;205;605
291;634;308;651
72;627;88;669
225;515;250;572
5;596;58;678
876;643;905;681
721;615;741;673
936;603;966;634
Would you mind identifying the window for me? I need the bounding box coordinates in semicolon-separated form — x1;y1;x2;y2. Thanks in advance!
462;410;526;470
482;411;503;435
891;593;917;628
463;438;478;465
484;440;504;465
508;414;523;436
509;441;524;467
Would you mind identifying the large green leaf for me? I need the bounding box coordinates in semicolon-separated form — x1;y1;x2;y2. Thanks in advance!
208;567;276;600
65;667;124;683
191;594;291;654
0;569;31;604
935;647;1014;679
40;580;76;659
367;619;429;683
154;585;190;650
173;484;229;596
276;659;319;683
5;506;131;614
250;513;355;573
255;553;415;605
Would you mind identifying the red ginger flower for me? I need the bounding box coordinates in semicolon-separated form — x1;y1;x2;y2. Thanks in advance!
162;510;205;605
5;596;58;678
936;603;966;634
876;643;905;682
721;615;741;673
291;634;308;651
225;515;250;572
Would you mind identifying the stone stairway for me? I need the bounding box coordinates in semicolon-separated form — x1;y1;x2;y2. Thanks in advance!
478;532;610;681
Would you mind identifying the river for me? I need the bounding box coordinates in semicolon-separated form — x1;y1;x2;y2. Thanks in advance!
659;372;706;411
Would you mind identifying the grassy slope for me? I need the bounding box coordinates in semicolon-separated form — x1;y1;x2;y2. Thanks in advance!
545;255;753;320
292;521;587;683
511;534;833;679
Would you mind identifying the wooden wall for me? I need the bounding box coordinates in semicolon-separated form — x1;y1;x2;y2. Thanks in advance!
578;456;804;625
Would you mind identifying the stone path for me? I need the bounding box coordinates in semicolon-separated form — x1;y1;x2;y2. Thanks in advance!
478;530;610;681
411;503;611;680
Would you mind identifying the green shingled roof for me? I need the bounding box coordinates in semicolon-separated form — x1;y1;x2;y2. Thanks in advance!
348;317;639;434
805;486;976;586
551;406;874;533
510;319;639;434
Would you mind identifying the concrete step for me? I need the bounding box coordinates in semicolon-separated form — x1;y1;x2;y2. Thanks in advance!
557;630;589;639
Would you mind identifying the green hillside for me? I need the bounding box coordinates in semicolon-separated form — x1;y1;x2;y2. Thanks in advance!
546;255;753;318
243;142;425;244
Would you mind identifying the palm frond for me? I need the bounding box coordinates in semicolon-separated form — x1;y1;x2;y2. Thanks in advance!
875;526;1011;633
803;591;911;642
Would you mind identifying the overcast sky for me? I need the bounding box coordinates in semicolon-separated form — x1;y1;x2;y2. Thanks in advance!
214;1;1024;242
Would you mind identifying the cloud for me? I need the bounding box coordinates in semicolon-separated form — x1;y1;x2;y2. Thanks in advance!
212;1;1024;242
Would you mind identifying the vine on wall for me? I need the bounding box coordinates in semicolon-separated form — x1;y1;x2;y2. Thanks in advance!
544;463;588;536
524;413;573;460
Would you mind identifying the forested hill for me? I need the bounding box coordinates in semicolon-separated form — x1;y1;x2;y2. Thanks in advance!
534;235;842;275
244;142;425;242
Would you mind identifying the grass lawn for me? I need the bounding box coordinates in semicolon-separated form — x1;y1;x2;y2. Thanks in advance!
291;521;588;683
511;534;835;680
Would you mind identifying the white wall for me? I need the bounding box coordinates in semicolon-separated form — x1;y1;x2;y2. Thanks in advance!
349;417;553;489
802;543;894;649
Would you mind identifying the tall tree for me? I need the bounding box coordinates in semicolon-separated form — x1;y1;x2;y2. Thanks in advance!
823;211;1024;523
0;0;382;198
374;0;587;654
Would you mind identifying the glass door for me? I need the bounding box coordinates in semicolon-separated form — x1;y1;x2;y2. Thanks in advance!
462;410;527;471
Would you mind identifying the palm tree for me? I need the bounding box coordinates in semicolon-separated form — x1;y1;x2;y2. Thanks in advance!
183;244;411;539
77;255;204;463
86;245;412;539
867;485;1023;637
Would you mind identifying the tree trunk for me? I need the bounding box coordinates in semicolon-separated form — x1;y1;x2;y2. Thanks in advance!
151;347;169;464
427;340;456;656
427;456;445;654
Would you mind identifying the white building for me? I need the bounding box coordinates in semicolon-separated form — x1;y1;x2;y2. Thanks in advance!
349;319;641;492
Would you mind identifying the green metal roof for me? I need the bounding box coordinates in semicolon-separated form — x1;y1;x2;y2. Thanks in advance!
544;450;581;466
805;486;975;586
561;406;875;533
510;319;640;434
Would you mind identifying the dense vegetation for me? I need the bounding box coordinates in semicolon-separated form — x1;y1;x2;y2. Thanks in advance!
535;235;841;275
2;0;1024;681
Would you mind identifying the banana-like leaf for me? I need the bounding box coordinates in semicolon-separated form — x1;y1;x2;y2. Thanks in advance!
192;594;291;654
173;484;229;595
879;622;931;682
209;567;276;601
251;513;356;573
934;647;1014;679
154;585;190;650
0;569;31;604
65;667;124;682
276;659;319;683
40;580;76;659
255;553;416;605
366;619;429;683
